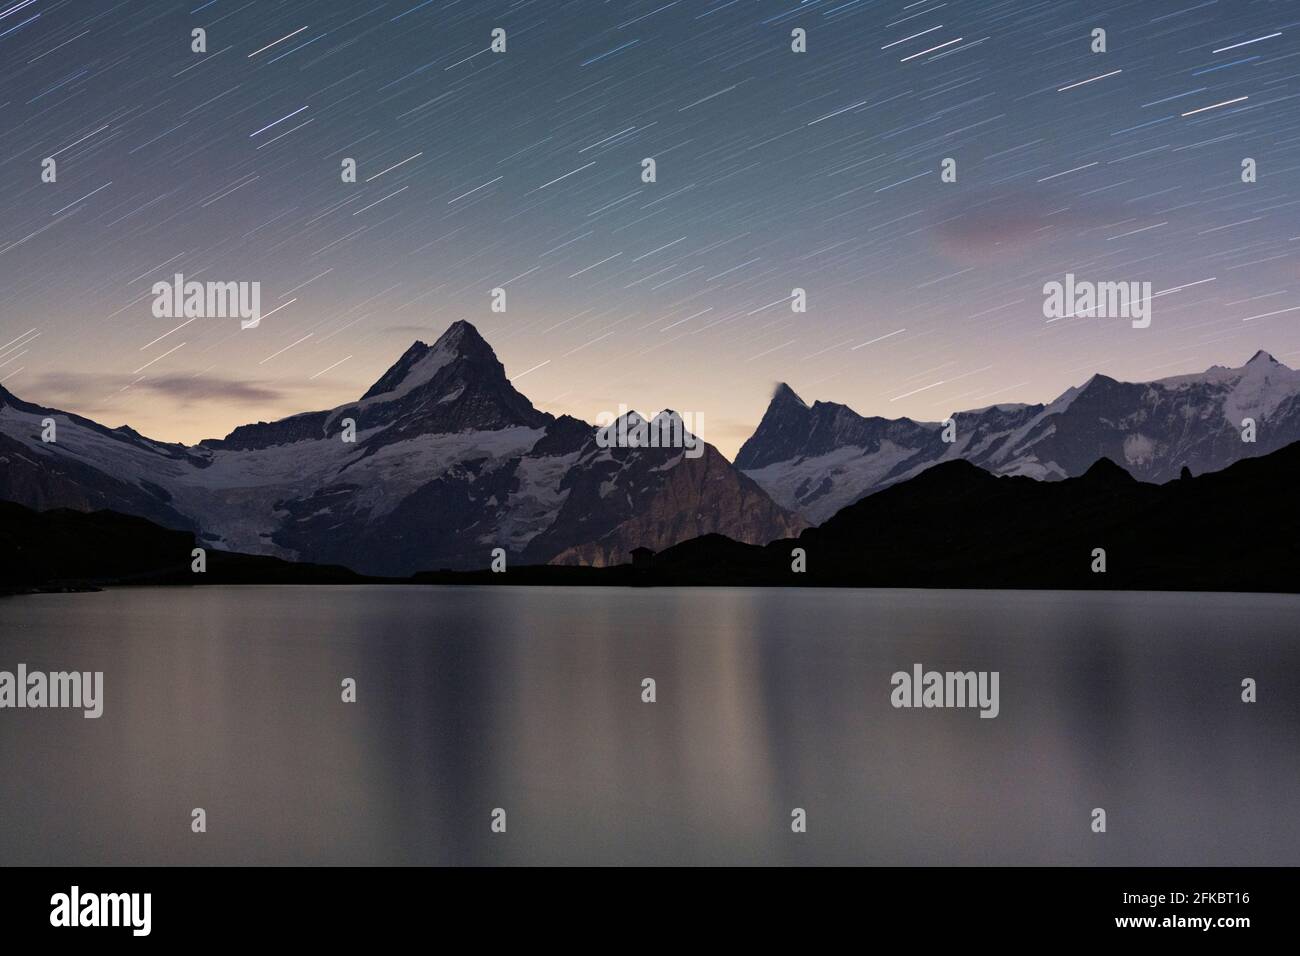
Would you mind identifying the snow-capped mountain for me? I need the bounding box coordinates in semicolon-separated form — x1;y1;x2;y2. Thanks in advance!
0;321;804;574
737;351;1300;523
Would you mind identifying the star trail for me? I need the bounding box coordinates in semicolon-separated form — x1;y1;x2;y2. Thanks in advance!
1;0;1298;456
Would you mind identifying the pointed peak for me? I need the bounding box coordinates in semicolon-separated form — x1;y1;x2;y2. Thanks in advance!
360;322;499;402
772;382;808;409
1081;372;1120;389
1246;349;1279;367
434;319;489;352
422;319;497;366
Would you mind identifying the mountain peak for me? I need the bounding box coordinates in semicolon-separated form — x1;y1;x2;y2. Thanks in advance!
360;321;496;402
734;382;817;470
1080;372;1120;390
1246;349;1279;367
772;382;808;409
434;319;490;353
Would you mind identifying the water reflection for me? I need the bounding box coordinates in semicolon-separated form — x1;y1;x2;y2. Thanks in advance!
0;586;1296;865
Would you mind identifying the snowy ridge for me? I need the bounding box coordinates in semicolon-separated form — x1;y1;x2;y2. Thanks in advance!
739;352;1300;521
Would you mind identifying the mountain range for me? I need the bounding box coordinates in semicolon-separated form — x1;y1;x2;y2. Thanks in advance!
1;321;1295;575
612;439;1300;592
6;439;1298;594
0;321;801;575
738;350;1300;522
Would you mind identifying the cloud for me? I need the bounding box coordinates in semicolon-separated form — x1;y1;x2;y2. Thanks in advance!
139;375;286;404
24;370;293;411
933;191;1122;260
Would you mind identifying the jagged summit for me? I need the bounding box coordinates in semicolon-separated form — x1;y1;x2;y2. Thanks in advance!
599;408;700;444
736;382;933;473
349;320;546;436
360;320;496;402
772;382;808;409
737;348;1300;523
1077;372;1122;392
433;318;495;357
199;320;545;450
4;324;1300;578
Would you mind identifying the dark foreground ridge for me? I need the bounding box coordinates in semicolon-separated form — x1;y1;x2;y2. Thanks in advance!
0;501;377;594
422;438;1300;591
4;440;1299;593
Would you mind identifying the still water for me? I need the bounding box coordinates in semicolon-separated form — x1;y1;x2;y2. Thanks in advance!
0;586;1296;865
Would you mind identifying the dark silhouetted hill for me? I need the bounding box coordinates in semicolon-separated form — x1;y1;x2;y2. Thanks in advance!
0;501;372;592
638;440;1300;591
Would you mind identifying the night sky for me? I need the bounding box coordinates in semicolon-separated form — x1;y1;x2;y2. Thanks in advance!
2;0;1298;457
